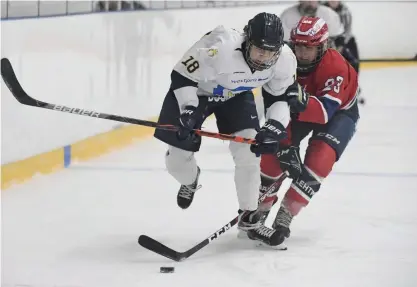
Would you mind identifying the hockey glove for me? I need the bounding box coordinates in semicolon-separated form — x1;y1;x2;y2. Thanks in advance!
277;146;302;179
286;82;309;113
177;105;198;141
250;119;287;155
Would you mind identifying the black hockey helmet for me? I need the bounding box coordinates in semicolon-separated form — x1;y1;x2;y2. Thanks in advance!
244;12;284;71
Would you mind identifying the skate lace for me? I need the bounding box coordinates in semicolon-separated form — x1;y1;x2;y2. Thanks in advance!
274;206;293;228
255;225;275;239
178;184;202;199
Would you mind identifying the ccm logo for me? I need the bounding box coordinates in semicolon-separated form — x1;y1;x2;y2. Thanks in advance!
208;223;232;242
317;132;340;144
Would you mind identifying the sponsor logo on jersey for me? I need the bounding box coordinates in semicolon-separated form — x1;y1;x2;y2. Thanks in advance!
231;78;258;84
208;48;218;57
212;84;254;97
231;77;269;84
208;92;236;103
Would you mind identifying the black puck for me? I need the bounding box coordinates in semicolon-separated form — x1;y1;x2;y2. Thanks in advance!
160;266;175;273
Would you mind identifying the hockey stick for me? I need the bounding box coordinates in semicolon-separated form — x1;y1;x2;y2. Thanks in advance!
0;58;256;145
138;172;288;262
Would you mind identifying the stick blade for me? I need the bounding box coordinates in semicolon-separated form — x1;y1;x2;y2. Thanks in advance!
1;57;38;106
138;235;183;262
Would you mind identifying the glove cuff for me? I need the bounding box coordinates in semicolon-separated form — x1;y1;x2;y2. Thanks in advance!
182;105;197;114
264;119;286;137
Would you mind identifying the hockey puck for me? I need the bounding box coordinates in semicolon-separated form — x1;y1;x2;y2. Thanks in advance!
160;267;175;273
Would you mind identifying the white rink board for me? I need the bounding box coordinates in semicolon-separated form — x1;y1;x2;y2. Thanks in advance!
1;2;416;163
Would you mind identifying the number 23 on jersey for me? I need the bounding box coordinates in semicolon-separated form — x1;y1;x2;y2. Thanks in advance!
323;76;344;93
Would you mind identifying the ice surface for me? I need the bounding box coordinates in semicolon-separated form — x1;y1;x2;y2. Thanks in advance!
2;66;417;287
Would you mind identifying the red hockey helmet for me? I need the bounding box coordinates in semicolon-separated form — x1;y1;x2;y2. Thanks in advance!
290;16;329;74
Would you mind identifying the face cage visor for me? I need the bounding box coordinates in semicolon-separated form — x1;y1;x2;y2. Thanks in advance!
245;41;282;71
294;41;327;74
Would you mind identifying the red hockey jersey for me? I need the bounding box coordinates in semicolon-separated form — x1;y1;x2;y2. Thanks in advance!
297;49;358;124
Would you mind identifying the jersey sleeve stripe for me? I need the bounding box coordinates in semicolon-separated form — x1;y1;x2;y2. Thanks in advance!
319;95;341;120
322;94;342;105
298;95;342;124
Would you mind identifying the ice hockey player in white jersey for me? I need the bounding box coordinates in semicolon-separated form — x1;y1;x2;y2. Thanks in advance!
279;1;344;42
154;12;308;246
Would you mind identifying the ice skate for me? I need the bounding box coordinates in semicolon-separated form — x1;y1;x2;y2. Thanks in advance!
177;167;201;209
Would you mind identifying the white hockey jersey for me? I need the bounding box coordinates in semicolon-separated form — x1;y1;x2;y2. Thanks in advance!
279;4;344;41
172;25;297;125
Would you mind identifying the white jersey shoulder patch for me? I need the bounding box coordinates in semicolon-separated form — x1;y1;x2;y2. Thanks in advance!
173;26;245;83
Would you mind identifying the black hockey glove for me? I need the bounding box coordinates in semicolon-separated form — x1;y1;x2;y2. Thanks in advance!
277;146;302;179
250;119;287;155
177;105;198;141
286;82;309;113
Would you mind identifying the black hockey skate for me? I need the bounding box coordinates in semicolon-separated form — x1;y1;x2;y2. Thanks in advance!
246;225;287;249
237;210;286;250
237;181;279;239
246;204;293;249
177;167;201;209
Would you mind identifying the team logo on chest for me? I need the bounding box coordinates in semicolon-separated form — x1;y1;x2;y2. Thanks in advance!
208;68;271;102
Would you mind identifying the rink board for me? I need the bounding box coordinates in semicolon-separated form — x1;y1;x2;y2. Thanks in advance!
1;61;416;190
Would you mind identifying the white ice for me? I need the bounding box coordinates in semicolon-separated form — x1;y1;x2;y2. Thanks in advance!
2;66;417;287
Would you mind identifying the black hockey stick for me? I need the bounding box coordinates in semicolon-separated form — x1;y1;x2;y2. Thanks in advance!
0;58;256;145
138;172;288;262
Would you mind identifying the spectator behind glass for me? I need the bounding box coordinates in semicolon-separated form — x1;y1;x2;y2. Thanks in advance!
96;1;146;11
323;1;359;73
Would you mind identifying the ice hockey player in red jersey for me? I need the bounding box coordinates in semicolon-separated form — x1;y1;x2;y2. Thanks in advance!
244;16;360;247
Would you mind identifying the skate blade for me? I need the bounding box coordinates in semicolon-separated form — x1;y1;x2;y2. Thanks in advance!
237;232;288;250
254;241;288;251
